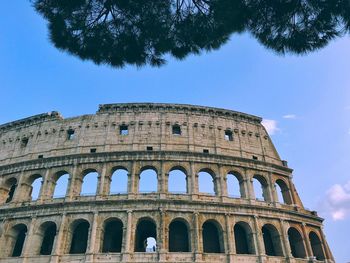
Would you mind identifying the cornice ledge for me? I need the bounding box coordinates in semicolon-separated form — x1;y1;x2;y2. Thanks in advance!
0;112;62;132
97;103;262;123
0;151;293;174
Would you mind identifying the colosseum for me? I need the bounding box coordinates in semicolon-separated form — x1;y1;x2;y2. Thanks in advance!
0;103;333;263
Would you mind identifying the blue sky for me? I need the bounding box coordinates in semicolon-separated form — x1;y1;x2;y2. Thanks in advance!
1;2;350;262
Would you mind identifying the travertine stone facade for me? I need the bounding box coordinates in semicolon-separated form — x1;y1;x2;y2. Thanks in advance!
0;103;333;263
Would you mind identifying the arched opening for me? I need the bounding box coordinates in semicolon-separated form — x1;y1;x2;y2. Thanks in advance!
168;168;187;193
69;220;90;254
198;169;216;195
4;178;17;203
134;218;157;252
39;222;57;255
53;172;69;198
226;172;244;198
309;231;325;260
234;222;255;254
110;168;128;194
262;224;283;256
202;220;224;253
169;219;190;252
275;179;292;205
102;218;123;253
30;175;43;201
80;171;98;196
288;227;306;259
252;175;270;202
139;168;157;193
10;224;27;257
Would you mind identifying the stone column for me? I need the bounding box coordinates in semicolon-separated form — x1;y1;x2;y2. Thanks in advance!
218;165;227;199
159;162;167;198
279;219;292;262
0;185;9;204
253;216;264;259
267;172;277;204
192;212;201;262
287;176;298;206
13;171;27;202
186;168;192;195
301;223;312;258
67;165;79;200
89;213;99;253
22;217;37;257
122;210;133;262
158;210;167;261
38;169;50;202
225;214;234;256
190;163;198;199
97;164;108;197
51;214;68;263
86;213;99;262
213;176;221;196
273;184;279;205
128;162;138;198
247;178;255;201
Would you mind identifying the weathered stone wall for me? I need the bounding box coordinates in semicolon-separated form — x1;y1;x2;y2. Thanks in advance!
0;103;281;166
0;103;334;263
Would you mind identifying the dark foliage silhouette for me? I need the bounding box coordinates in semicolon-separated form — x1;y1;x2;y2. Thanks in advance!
33;0;350;68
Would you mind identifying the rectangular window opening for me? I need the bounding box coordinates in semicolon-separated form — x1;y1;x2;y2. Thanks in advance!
203;149;209;154
90;148;97;153
172;125;181;135
21;138;29;148
67;129;75;140
224;130;233;141
119;125;129;135
38;155;44;159
146;146;153;151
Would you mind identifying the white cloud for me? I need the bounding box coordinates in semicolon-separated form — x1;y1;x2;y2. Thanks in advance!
262;119;279;135
320;181;350;221
283;114;297;119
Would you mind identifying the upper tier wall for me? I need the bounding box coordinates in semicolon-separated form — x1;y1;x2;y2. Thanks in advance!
0;103;282;166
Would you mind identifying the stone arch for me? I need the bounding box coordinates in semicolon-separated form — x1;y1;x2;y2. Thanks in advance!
135;217;157;252
38;221;57;255
8;223;28;257
102;218;123;253
19;173;43;201
234;221;255;254
198;168;217;195
202;219;224;253
1;177;18;204
226;171;245;198
168;166;187;194
288;227;306;258
262;224;283;256
252;175;270;202
139;167;158;193
110;168;128;194
168;218;190;252
134;217;157;252
80;169;99;196
52;171;70;198
275;179;292;205
309;231;325;260
69;219;90;254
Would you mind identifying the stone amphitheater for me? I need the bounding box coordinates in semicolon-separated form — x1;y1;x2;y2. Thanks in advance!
0;103;333;263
